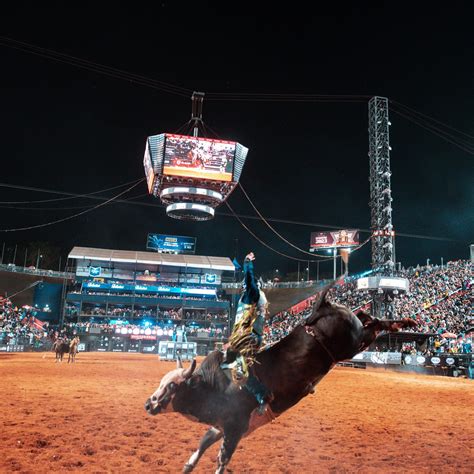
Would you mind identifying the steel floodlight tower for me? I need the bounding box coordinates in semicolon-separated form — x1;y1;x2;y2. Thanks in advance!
369;96;395;273
367;96;398;319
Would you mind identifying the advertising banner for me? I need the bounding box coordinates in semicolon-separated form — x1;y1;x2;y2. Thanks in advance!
163;134;235;182
89;266;101;277
83;281;216;297
131;335;157;341
351;351;402;365
310;229;359;250
147;233;196;254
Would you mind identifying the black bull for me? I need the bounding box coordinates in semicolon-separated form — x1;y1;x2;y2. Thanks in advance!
145;287;417;473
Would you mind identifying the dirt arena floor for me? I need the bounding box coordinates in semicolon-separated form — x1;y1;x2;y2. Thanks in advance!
1;353;472;473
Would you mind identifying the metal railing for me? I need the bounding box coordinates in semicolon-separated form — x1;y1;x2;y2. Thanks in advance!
0;263;73;279
222;280;328;290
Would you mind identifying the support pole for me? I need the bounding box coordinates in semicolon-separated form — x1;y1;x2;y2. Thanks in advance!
191;91;205;137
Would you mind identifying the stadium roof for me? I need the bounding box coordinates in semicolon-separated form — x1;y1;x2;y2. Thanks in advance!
68;246;235;271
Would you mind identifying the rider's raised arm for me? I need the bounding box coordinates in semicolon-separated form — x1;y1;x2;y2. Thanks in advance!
242;254;260;305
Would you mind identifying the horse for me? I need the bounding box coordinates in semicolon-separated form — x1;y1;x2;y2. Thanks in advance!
53;338;70;363
68;336;80;363
145;283;417;473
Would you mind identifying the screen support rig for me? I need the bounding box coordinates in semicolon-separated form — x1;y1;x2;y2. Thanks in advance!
191;91;205;137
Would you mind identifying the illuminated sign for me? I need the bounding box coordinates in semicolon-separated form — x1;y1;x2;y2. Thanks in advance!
357;278;369;290
379;278;409;290
163;134;235;182
146;233;196;254
143;140;156;193
83;282;216;296
131;335;157;340
205;273;217;284
310;229;359;250
89;267;101;277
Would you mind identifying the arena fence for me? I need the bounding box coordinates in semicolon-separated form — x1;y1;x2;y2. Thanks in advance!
1;340;472;379
343;351;473;379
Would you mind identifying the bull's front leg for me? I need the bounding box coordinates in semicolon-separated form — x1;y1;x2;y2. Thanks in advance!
215;428;243;474
183;427;222;473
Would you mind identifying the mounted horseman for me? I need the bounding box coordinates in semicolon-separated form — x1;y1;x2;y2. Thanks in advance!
52;335;70;363
145;271;417;473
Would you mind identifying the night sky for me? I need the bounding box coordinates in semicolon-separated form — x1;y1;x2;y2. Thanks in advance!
1;4;473;278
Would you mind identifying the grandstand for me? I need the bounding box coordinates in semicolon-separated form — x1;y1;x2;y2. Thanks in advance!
264;259;473;355
63;246;235;354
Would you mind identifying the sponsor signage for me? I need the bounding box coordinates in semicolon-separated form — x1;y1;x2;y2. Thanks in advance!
205;273;217;284
0;345;25;352
83;281;216;297
131;335;157;340
163;134;235;182
147;233;197;254
351;351;402;365
310;229;359;251
404;354;473;367
89;266;101;277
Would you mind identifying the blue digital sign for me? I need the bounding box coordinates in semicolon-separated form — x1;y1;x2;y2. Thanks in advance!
83;281;215;297
89;266;101;277
205;273;217;284
146;234;196;254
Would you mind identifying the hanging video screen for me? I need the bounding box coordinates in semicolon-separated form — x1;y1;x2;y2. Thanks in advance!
163;134;235;182
143;141;155;193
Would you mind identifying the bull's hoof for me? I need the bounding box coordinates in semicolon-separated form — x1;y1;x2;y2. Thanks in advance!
183;463;194;473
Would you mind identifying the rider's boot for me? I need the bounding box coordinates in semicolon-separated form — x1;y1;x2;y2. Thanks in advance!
245;373;274;415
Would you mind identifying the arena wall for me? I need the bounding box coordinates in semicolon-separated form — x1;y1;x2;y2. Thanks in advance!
0;270;65;309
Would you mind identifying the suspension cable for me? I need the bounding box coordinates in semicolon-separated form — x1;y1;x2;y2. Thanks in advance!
238;183;337;260
0;179;144;232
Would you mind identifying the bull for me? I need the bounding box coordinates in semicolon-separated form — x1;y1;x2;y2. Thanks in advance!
145;285;417;473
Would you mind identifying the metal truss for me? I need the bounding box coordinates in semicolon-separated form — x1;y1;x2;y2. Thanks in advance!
368;97;396;318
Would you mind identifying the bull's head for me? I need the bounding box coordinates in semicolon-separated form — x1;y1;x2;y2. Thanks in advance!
145;357;196;415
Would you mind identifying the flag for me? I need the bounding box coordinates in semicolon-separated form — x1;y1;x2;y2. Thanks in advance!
30;317;45;331
232;258;241;271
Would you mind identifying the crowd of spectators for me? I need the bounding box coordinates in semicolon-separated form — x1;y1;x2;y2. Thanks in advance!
67;304;228;323
0;297;49;345
264;260;472;351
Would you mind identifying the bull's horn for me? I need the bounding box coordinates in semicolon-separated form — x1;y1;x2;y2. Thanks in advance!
176;355;183;369
182;359;196;379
